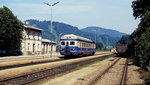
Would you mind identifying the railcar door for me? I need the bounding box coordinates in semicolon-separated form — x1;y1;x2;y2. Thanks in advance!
65;42;70;55
80;42;82;55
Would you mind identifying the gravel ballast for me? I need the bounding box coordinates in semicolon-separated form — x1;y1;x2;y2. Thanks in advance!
34;57;116;85
0;53;112;80
126;62;144;84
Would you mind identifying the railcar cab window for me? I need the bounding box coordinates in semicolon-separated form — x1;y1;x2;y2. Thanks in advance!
61;41;65;45
70;41;75;45
66;42;69;46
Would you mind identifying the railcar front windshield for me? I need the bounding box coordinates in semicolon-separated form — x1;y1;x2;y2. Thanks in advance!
61;41;65;45
70;41;75;45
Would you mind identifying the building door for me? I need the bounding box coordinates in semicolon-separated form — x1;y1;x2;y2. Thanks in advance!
33;44;35;53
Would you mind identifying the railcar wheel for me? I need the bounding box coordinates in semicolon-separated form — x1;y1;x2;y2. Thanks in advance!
92;52;95;55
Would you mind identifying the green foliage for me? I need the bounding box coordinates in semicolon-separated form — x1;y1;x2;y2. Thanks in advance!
132;10;150;39
0;6;24;55
117;35;132;45
131;0;150;69
132;0;150;19
133;28;150;68
96;42;104;50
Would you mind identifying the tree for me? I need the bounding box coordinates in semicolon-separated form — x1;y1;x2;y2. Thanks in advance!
134;28;150;68
132;0;150;19
0;6;24;56
132;10;150;68
117;35;132;45
131;0;150;69
96;42;104;50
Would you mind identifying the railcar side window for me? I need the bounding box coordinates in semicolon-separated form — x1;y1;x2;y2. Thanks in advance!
61;42;65;45
70;41;75;45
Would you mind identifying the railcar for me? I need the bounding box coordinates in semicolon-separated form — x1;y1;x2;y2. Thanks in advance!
60;34;96;56
116;44;128;56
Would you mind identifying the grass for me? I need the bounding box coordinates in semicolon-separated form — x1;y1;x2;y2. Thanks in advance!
76;54;116;69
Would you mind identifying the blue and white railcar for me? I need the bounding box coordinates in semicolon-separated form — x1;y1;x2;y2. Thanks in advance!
60;34;96;56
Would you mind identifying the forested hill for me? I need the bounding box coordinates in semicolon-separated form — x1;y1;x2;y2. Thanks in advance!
26;19;127;46
81;27;126;38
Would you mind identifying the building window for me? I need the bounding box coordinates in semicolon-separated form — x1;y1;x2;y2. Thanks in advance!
28;31;30;39
28;43;30;51
38;44;40;51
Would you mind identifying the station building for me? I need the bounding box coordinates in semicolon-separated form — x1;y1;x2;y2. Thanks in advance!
42;39;56;54
21;23;56;55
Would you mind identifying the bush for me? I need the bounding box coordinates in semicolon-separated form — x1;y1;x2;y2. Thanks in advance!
144;72;150;85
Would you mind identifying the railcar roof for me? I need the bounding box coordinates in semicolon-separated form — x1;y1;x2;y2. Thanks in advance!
61;34;94;42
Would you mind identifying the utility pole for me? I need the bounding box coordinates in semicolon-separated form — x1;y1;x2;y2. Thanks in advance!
106;36;108;50
58;33;63;51
44;1;60;57
94;30;97;43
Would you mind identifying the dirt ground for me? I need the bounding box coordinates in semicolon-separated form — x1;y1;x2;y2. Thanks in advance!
0;53;111;80
34;58;144;85
94;58;126;85
36;57;116;85
126;62;144;85
0;52;143;85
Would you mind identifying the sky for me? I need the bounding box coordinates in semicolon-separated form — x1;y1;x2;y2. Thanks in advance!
0;0;139;34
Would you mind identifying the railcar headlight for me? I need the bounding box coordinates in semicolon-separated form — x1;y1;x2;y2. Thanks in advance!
71;48;75;51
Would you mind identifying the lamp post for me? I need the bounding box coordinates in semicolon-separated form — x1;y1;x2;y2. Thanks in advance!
44;1;60;57
56;33;63;50
59;33;63;42
58;33;63;51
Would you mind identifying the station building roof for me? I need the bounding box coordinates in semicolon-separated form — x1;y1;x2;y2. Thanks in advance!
23;21;43;32
42;39;56;44
24;25;43;32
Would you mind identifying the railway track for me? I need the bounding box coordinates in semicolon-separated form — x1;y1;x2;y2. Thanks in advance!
120;58;128;85
0;58;63;70
0;52;109;70
0;53;112;85
87;58;128;85
0;52;107;62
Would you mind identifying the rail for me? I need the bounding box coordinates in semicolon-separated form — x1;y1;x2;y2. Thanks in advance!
86;58;128;85
0;54;112;85
0;53;109;70
87;58;121;85
120;58;128;85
